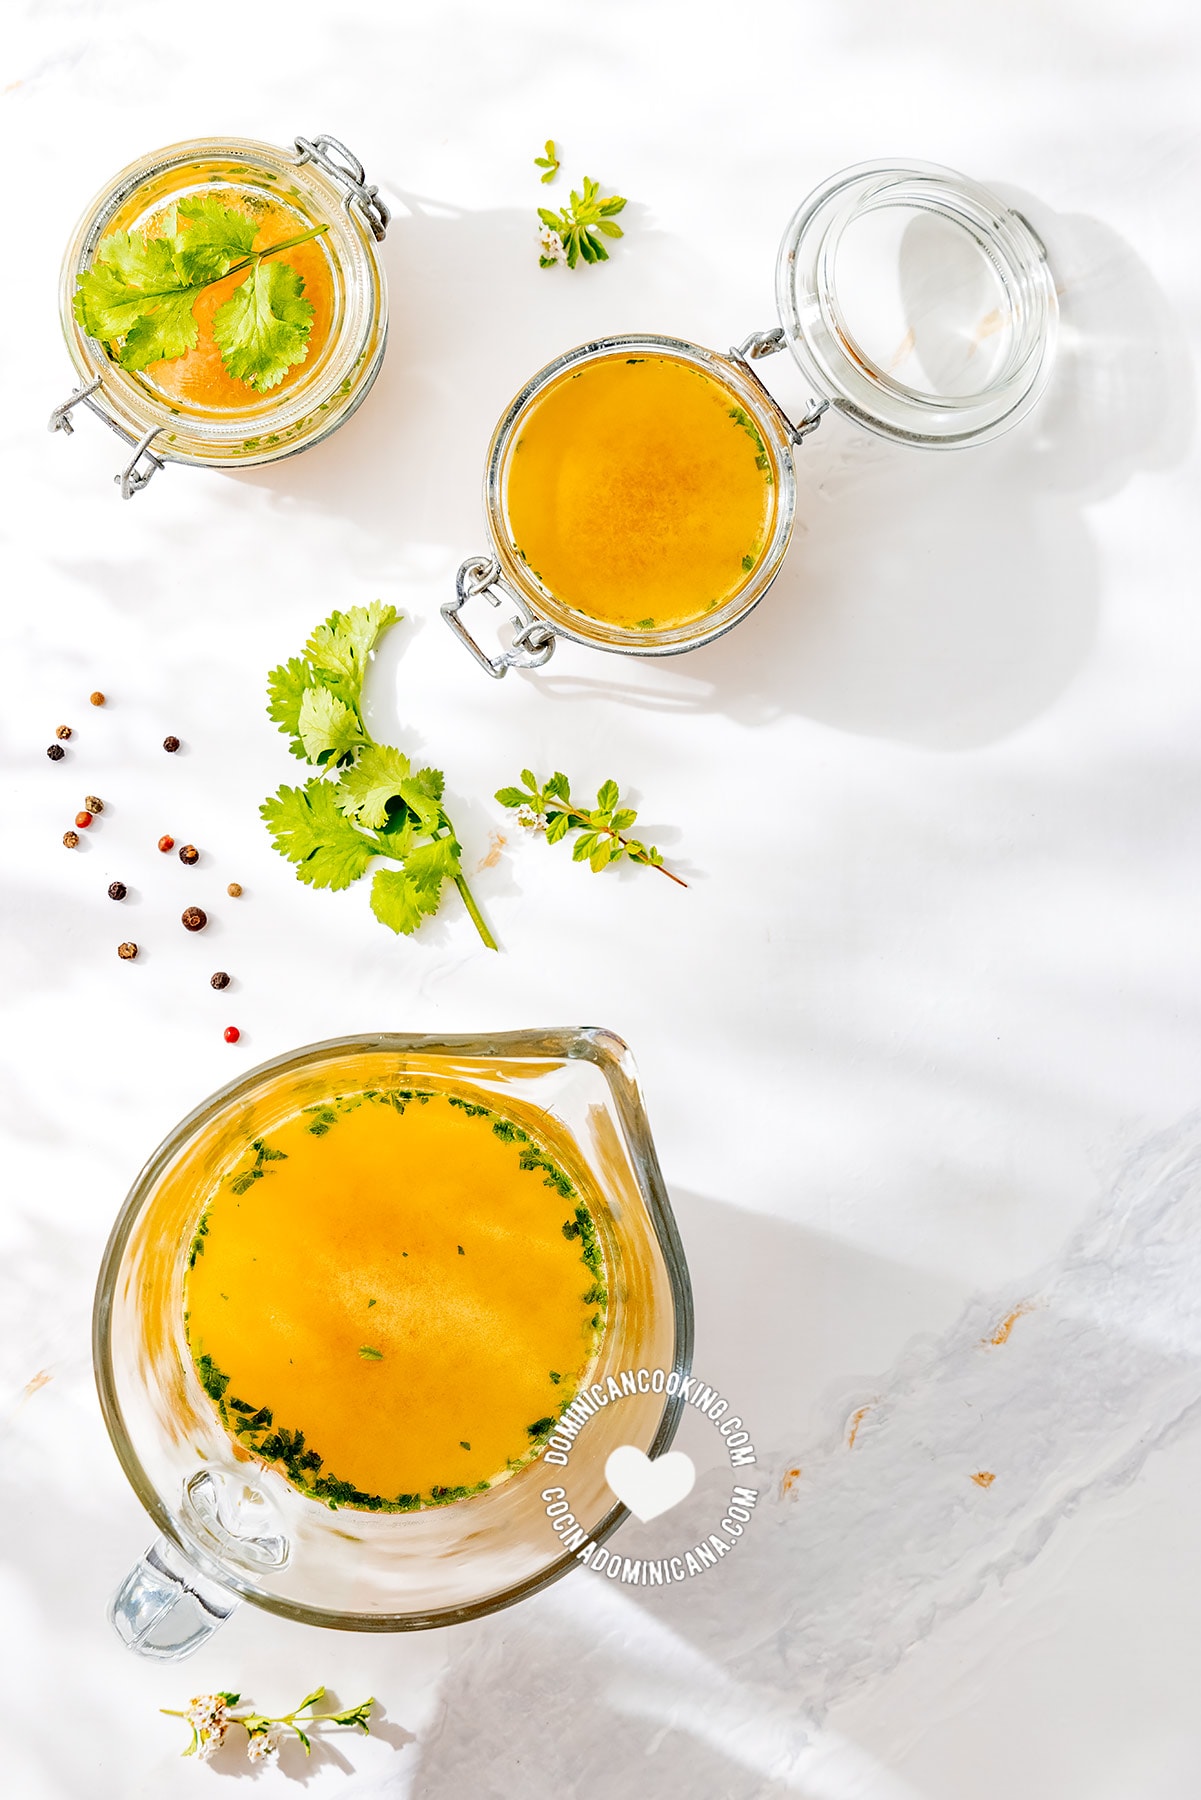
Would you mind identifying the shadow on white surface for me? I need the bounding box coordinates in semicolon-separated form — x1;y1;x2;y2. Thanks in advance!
34;189;1191;763
408;1114;1201;1797
531;202;1193;749
226;191;676;547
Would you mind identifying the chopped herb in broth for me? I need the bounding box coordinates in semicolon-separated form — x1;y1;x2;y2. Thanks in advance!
502;353;777;632
186;1090;606;1511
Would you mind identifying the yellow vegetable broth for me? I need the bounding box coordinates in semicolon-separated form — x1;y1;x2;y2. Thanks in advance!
184;1089;606;1511
501;353;778;633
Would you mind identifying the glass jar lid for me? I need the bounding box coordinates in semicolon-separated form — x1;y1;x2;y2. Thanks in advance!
775;160;1058;448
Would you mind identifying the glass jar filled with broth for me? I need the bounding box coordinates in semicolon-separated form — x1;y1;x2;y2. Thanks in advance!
51;133;389;496
445;160;1058;677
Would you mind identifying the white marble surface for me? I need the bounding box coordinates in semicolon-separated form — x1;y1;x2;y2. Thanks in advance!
3;1;1201;1793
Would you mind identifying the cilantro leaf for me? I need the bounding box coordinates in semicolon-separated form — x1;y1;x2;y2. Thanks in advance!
304;603;399;701
377;811;416;859
75;200;256;369
119;291;204;372
174;194;257;280
261;779;377;890
266;656;316;758
297;685;366;765
74;233;203;370
402;767;446;831
75;204;329;386
369;835;460;934
405;834;462;890
370;865;443;935
335;743;414;828
75;233;186;336
334;746;447;834
262;605;497;949
211;259;314;392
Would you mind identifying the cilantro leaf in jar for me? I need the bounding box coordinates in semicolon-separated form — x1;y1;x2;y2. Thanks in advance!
73;196;328;389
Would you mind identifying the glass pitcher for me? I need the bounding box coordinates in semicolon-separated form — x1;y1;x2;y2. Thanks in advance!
94;1028;693;1657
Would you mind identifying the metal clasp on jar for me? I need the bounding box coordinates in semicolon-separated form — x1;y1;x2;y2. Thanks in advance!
47;378;166;498
294;133;390;241
443;557;558;679
729;328;828;443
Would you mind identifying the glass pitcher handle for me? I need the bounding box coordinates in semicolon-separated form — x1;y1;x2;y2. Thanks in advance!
110;1535;238;1661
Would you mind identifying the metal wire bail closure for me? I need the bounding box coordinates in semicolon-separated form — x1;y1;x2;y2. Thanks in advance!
47;378;166;498
294;134;390;240
443;557;558;680
729;329;829;443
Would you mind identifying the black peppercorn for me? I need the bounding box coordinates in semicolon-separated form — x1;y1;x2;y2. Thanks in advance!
117;941;138;960
47;743;65;761
108;881;127;901
181;906;207;932
210;971;231;990
178;844;199;865
163;735;180;752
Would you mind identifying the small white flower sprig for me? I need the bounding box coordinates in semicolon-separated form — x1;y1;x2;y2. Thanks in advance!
163;1686;375;1765
532;141;627;270
498;770;687;886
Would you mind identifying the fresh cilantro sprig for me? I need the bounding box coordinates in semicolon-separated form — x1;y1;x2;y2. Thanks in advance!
74;196;329;390
262;605;497;948
538;175;627;268
496;771;685;885
534;139;560;183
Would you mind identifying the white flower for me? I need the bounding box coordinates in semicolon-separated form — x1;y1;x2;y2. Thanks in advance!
196;1728;225;1762
246;1726;283;1766
187;1695;230;1734
516;804;547;832
538;226;566;266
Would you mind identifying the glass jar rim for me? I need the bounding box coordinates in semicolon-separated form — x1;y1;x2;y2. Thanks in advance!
776;159;1058;447
483;333;798;655
57;135;387;468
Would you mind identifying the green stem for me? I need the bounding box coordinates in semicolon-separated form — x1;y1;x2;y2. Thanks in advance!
116;225;332;307
218;223;330;286
453;872;498;950
553;807;687;887
361;824;499;952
